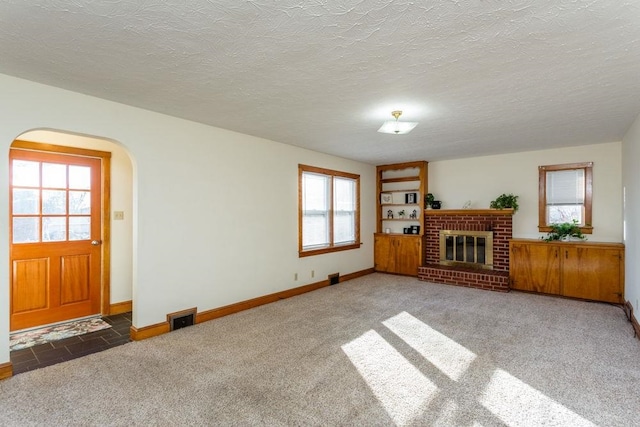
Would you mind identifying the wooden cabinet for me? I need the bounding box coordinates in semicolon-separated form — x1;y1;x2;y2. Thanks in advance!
374;161;427;277
374;233;422;276
510;239;624;303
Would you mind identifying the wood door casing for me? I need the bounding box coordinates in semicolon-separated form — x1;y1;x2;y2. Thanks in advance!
10;146;105;331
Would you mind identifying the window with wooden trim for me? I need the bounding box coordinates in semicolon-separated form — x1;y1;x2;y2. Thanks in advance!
299;165;360;257
538;162;593;233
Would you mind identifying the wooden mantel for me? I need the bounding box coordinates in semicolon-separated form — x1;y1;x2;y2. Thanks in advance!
425;208;514;216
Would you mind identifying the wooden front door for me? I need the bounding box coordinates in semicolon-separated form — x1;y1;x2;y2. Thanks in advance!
10;148;102;331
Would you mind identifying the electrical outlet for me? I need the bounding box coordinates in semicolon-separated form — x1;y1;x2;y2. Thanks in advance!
311;270;315;278
294;273;298;281
113;211;125;220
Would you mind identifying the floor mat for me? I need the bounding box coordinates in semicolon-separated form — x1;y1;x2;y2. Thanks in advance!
10;318;112;351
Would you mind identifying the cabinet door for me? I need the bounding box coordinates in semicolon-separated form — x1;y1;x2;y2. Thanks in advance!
374;235;393;273
396;237;421;276
510;243;561;294
562;247;623;303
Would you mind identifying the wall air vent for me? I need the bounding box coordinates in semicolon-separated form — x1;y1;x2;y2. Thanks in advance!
167;307;197;331
329;273;340;285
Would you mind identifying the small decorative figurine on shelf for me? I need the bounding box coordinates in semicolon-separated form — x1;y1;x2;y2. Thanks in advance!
409;209;417;219
387;210;394;219
398;210;406;219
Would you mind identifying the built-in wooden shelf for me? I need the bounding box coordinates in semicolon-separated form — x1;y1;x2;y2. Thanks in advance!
425;208;514;216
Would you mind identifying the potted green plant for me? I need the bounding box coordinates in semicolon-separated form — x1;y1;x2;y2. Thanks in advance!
398;209;406;218
425;193;435;208
542;220;587;242
490;193;519;212
425;193;441;209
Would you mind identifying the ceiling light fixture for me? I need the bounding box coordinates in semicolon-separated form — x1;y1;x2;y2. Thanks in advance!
377;110;418;135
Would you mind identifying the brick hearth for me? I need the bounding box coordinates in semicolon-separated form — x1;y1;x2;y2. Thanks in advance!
418;209;514;292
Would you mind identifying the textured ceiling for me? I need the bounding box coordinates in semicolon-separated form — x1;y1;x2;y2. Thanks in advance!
1;1;639;164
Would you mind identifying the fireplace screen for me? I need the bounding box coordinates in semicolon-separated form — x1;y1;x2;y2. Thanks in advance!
439;230;493;269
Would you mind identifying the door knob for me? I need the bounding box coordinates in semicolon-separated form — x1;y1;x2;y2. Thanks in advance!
91;240;102;246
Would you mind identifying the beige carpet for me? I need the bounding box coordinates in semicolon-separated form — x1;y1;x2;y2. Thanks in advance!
1;273;639;426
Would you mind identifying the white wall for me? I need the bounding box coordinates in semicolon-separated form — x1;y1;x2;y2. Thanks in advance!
429;142;623;242
622;113;640;311
0;74;376;364
17;130;134;305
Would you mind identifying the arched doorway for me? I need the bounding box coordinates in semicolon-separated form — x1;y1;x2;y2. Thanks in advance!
8;129;134;371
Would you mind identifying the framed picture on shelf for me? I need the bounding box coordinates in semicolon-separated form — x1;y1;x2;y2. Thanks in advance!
380;193;393;204
405;192;417;204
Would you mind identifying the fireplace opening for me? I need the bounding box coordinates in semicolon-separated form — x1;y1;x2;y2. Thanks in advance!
439;230;493;270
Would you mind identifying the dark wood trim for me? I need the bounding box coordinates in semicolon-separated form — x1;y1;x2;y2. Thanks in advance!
110;300;132;315
11;140;112;159
130;268;375;341
425;208;514;216
130;322;170;341
341;267;375;281
101;155;112;314
377;160;427;171
299;242;360;257
197;280;330;323
0;362;13;380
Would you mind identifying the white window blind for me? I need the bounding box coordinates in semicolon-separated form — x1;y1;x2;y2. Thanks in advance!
546;168;585;224
546;169;585;205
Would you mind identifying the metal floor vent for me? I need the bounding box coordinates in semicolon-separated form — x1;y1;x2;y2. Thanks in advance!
167;308;197;331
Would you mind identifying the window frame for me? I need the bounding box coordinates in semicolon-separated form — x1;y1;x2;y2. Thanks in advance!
538;162;593;234
298;164;360;257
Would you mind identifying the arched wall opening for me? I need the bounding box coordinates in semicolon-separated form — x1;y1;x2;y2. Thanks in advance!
10;128;135;324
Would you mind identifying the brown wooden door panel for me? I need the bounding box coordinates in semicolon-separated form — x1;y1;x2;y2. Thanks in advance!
10;148;102;331
510;243;560;294
397;237;421;276
61;254;92;305
12;258;49;313
374;234;392;272
562;247;622;303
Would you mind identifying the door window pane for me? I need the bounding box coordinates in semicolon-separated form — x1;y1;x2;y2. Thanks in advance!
12;160;39;187
13;189;40;214
69;191;91;214
42;217;66;242
42;190;67;214
69;166;91;190
13;217;39;243
69;216;91;240
42;163;67;188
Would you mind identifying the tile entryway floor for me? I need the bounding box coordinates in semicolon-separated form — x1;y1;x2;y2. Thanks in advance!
9;312;132;375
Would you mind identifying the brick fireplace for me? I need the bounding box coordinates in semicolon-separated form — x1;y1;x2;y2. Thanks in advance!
418;209;514;292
